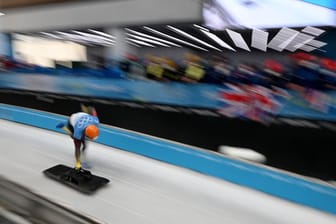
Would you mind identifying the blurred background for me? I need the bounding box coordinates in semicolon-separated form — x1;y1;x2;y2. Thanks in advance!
0;0;336;223
0;0;336;179
0;0;336;180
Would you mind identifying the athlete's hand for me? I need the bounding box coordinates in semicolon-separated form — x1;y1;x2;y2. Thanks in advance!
56;122;65;128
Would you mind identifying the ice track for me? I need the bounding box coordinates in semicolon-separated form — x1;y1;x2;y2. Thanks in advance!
0;119;335;224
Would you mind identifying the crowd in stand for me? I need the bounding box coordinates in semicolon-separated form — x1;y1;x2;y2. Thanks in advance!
141;52;336;92
1;52;336;92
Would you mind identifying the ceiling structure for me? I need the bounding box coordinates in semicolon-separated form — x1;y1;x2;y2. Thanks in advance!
0;0;79;9
0;0;201;32
112;25;330;53
1;0;332;53
19;24;329;53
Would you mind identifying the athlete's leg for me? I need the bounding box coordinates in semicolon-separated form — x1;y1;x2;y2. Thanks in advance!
80;140;92;169
74;139;82;169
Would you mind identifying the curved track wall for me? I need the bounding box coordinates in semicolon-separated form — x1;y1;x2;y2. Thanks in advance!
1;102;336;215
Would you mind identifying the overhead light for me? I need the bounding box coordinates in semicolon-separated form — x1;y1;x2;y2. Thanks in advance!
226;29;250;51
267;27;299;52
72;30;115;44
251;29;268;52
143;26;208;51
88;29;116;39
167;25;222;51
199;29;235;51
286;33;315;52
56;31;85;40
126;38;155;47
40;32;63;39
55;31;75;37
193;24;209;32
193;24;234;51
0;12;5;16
277;34;297;50
125;28;182;47
126;33;170;47
55;31;96;44
315;48;327;53
306;39;327;48
73;31;114;47
301;26;325;36
299;45;317;52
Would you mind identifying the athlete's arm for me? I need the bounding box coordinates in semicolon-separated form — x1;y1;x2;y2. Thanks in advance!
80;103;98;117
90;107;98;117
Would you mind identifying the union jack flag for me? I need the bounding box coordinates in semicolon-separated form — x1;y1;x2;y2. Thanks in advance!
218;84;286;124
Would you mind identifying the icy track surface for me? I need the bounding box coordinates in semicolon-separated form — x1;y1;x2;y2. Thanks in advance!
0;119;335;224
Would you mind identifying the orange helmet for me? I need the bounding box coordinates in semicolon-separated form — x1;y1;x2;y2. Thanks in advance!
85;125;99;140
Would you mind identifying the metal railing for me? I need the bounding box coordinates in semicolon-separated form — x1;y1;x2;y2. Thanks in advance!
0;176;105;224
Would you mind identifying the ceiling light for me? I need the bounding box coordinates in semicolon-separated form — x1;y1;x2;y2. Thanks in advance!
88;29;116;39
193;24;209;32
251;29;268;52
226;29;250;51
199;29;235;51
73;30;115;43
301;26;325;36
306;39;327;48
126;38;155;47
143;26;208;51
277;34;297;50
286;33;315;52
125;28;182;47
55;31;74;37
299;45;317;52
40;32;63;39
167;25;222;51
126;33;170;47
267;27;299;52
55;31;96;44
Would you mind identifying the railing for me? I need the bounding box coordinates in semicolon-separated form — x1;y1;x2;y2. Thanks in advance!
0;176;105;224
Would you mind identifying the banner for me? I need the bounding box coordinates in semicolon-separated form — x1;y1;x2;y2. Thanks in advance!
0;73;335;121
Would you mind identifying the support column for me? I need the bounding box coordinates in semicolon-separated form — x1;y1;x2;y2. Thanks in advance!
104;27;138;62
0;33;12;58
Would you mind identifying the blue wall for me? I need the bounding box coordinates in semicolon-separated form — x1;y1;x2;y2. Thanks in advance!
1;73;336;121
1;103;336;215
303;0;336;10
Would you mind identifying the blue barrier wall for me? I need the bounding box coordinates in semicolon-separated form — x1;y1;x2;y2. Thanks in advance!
303;0;336;10
1;73;336;121
1;103;336;215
